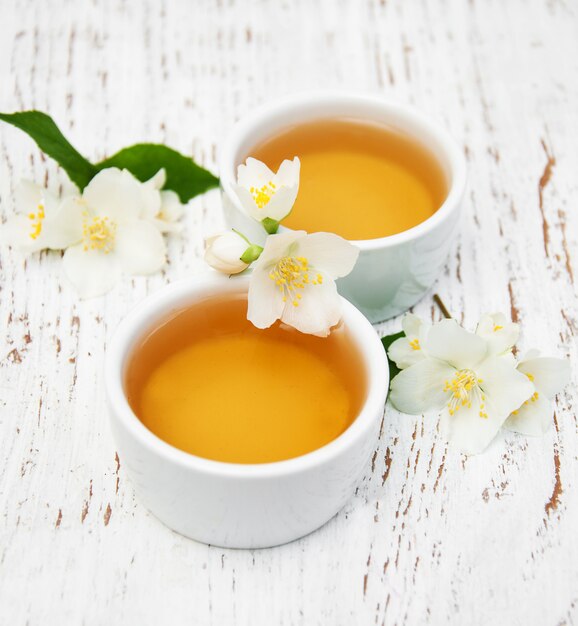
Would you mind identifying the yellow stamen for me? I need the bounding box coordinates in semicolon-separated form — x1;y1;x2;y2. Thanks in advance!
251;180;277;209
520;390;540;409
28;203;46;240
443;369;486;419
409;338;420;351
82;213;117;253
493;324;503;332
268;255;321;307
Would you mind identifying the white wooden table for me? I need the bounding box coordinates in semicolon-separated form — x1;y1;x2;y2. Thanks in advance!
1;1;577;624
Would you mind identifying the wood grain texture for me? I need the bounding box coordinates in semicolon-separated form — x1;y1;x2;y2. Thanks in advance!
0;0;577;624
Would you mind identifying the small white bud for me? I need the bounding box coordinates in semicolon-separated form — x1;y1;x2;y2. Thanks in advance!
204;231;251;275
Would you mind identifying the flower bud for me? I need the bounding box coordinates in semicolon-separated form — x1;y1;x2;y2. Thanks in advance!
204;231;252;275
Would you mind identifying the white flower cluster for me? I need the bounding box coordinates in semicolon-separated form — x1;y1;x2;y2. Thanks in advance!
0;168;184;298
387;313;570;454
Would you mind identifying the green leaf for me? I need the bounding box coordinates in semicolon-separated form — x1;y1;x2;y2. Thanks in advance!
97;143;219;203
381;330;405;382
0;111;220;204
0;110;97;189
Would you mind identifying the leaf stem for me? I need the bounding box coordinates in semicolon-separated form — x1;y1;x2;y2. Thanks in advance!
433;294;452;319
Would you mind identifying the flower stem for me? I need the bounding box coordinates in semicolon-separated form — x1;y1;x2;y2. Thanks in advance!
232;228;251;244
433;294;452;319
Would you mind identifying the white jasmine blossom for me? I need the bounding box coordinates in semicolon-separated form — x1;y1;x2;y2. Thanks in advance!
387;313;431;369
62;168;166;298
247;230;359;336
0;180;82;253
389;318;534;455
204;230;262;275
476;312;519;357
146;168;184;233
505;350;570;436
235;157;300;233
155;190;184;233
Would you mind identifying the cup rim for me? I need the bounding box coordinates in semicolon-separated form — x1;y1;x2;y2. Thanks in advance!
219;91;467;250
105;273;388;479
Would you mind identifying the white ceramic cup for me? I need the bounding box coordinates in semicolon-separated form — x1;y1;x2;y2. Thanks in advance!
105;274;388;549
219;92;467;323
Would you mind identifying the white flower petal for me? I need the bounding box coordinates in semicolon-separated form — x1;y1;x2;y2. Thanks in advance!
274;157;300;187
153;190;185;233
247;267;286;329
389;357;455;414
476;356;534;417
425;319;488;370
153;218;183;234
388;312;429;369
519;349;541;362
41;197;84;249
83;168;161;222
295;232;359;278
388;336;425;369
517;356;571;399
440;394;505;455
233;185;262;221
257;185;297;221
146;168;167;190
234;185;296;223
402;313;424;340
252;230;305;269
476;312;506;335
14;180;42;210
114;220;166;275
476;312;519;356
279;276;342;336
62;244;121;298
499;352;518;367
237;158;275;188
3;182;80;253
0;214;45;254
504;393;553;436
159;190;184;222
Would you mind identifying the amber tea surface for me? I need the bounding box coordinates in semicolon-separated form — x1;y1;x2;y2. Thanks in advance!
248;118;448;240
125;295;367;464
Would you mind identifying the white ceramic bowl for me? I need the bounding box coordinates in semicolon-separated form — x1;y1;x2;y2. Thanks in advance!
219;92;467;322
105;274;388;549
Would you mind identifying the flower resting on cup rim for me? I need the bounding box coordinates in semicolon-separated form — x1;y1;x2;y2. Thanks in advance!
235;157;300;234
247;230;359;337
